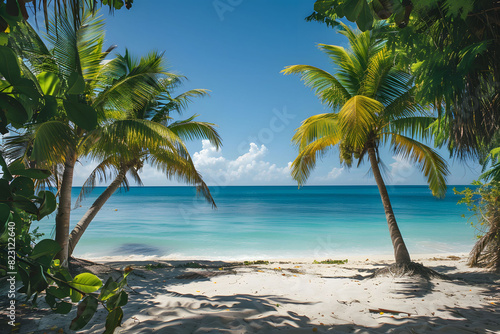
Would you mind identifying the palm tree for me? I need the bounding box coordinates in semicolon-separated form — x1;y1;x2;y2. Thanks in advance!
66;59;222;256
11;12;203;266
282;23;449;265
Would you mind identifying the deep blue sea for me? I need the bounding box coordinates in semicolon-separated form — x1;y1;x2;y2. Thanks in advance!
34;186;476;260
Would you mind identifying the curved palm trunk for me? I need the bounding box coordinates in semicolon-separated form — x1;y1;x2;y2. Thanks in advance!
55;150;77;267
68;165;129;257
368;148;411;264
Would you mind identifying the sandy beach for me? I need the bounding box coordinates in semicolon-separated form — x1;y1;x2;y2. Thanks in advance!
5;253;499;334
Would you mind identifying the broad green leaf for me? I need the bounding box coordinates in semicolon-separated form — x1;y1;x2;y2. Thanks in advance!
103;308;123;334
0;179;12;199
13;78;41;101
30;239;61;260
70;273;103;293
0;203;10;229
37;191;57;218
10;176;34;197
0;33;8;46
106;290;128;309
66;72;85;95
98;277;118;301
46;286;69;299
71;289;82;303
314;0;335;13
10;168;51;180
36;72;61;96
12;195;38;214
0;45;21;83
0;94;28;128
70;296;99;331
0;154;13;180
54;301;73;314
38;95;58;122
63;98;97;130
343;0;364;22
357;0;374;31
45;292;56;307
113;0;124;9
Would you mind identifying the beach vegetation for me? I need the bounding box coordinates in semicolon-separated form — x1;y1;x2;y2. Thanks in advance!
3;8;220;264
283;23;448;268
145;263;168;270
177;262;207;269
308;0;500;159
457;181;500;271
0;158;130;332
66;55;221;256
243;260;270;265
312;259;348;264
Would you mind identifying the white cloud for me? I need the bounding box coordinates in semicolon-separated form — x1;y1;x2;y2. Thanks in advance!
389;155;415;183
326;167;344;180
193;140;292;185
73;160;99;186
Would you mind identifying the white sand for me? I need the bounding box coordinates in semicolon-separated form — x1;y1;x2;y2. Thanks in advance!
8;254;500;333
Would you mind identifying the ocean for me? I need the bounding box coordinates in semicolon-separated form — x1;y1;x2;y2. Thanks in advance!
34;186;477;260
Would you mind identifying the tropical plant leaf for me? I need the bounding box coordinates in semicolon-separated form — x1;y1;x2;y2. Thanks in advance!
63;98;97;130
338;95;382;149
0;45;21;83
70;296;99;331
31;121;75;164
391;133;449;198
282;64;351;107
70;273;103;293
37;72;62;96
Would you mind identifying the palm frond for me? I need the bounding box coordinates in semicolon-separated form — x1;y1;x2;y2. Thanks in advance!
168;116;222;149
386;116;435;141
150;88;209;122
74;157;119;207
83;119;184;162
338;95;382;149
93;50;171;113
391;134;449;198
147;148;215;207
292;113;340;149
31;121;76;165
281;64;351;107
318;44;362;94
291;136;340;186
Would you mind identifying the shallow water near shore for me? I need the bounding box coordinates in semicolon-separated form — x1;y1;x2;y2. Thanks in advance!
34;185;476;260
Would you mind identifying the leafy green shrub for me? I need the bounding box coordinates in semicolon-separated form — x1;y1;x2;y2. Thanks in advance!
456;182;500;270
313;259;348;264
0;159;130;332
145;263;168;270
243;260;269;265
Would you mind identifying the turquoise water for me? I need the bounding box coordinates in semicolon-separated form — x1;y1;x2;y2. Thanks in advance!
34;186;476;260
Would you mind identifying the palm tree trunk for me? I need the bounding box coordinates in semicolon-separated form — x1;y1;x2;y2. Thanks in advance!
67;165;129;257
55;150;77;267
368;148;411;264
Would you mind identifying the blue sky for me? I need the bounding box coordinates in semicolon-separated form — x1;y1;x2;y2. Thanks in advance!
69;0;481;187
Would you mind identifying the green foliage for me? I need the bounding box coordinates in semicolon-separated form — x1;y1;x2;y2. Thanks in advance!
455;182;500;270
313;259;348;264
308;1;500;158
243;260;270;265
310;0;476;31
177;262;206;269
283;23;449;197
145;262;168;270
1;158;130;333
